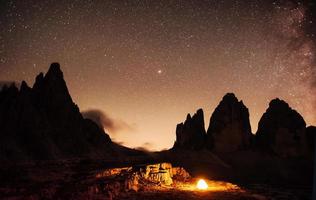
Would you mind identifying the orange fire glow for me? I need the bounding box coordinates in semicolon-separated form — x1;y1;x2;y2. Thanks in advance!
196;179;208;190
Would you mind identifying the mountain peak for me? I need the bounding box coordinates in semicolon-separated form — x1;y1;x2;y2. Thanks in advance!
47;62;62;74
222;93;238;103
223;92;236;98
268;98;289;110
0;63;113;161
196;108;204;116
46;63;63;80
33;72;44;89
207;93;252;152
256;98;307;157
186;114;192;121
20;81;31;93
173;109;206;150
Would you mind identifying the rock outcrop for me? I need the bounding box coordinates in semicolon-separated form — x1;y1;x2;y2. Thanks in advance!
92;163;191;199
173;109;206;150
256;98;307;157
96;162;190;187
206;93;252;152
0;63;132;161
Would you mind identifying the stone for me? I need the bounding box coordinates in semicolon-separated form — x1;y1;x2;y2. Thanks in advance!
125;173;139;192
138;163;173;185
96;163;190;188
172;167;191;181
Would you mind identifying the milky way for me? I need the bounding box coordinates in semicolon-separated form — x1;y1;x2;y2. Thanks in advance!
0;0;315;150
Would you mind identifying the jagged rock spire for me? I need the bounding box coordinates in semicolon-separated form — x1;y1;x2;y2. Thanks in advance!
206;93;252;152
0;63;112;161
173;108;206;150
256;98;307;157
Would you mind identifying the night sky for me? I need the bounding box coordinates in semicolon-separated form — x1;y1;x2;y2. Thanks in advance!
1;0;315;151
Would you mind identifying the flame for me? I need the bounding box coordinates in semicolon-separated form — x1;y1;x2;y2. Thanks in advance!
196;179;208;190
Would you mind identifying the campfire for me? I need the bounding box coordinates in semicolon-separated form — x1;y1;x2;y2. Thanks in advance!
196;179;208;190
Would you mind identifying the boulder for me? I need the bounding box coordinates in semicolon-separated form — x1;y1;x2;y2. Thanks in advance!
139;163;173;185
125;172;139;192
95;163;189;187
172;167;191;181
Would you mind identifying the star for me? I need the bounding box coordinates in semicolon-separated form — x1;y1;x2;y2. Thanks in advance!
0;0;315;150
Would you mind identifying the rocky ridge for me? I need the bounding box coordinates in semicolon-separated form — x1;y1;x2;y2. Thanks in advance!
173;94;312;157
0;63;138;161
173;109;206;150
256;98;307;157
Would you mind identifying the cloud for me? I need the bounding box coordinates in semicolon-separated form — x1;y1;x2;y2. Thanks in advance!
81;109;137;135
135;142;155;152
115;141;126;146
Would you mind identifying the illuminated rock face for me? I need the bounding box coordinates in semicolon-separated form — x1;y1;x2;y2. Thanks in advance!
139;163;191;185
256;98;307;157
96;162;191;188
206;93;252;152
172;167;191;181
139;163;174;185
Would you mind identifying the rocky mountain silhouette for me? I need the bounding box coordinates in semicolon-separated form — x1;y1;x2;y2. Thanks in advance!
256;98;308;157
169;94;312;188
0;63;139;161
173;93;311;157
173;109;206;150
173;93;253;153
0;64;313;199
206;93;252;152
0;63;313;162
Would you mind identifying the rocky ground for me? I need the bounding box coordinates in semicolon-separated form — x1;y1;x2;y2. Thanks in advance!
0;161;312;200
115;181;256;200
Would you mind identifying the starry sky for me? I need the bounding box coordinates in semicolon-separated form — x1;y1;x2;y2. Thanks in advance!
1;0;316;151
